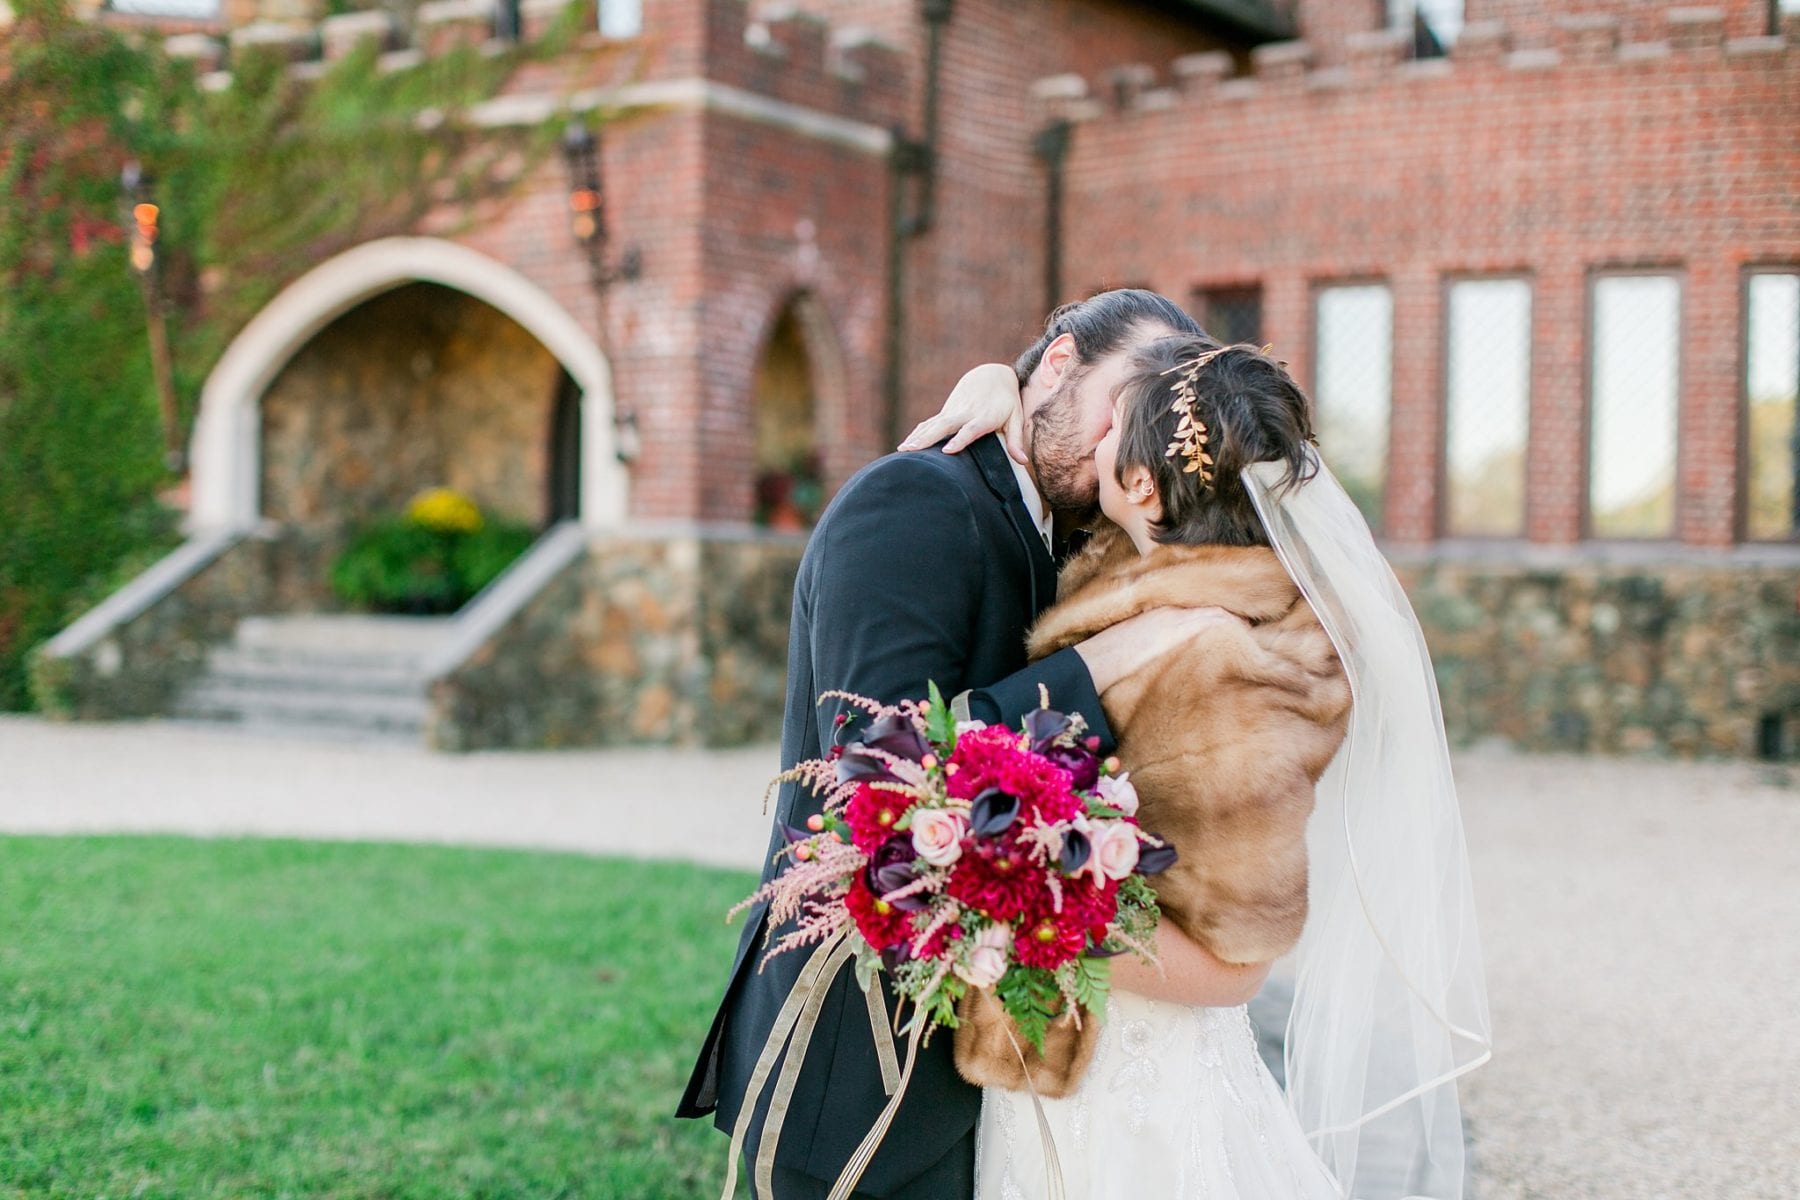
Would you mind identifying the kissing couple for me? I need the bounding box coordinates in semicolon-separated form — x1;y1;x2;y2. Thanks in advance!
678;289;1491;1199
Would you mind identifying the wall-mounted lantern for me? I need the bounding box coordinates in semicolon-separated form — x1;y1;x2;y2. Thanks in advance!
120;160;185;475
560;119;643;463
560;119;642;288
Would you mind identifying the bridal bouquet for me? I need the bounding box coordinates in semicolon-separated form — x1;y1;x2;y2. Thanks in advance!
735;685;1175;1054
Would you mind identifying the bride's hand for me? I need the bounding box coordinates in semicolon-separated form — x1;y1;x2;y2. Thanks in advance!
898;363;1027;464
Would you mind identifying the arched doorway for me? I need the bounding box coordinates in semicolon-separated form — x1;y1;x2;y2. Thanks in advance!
259;281;571;538
752;300;824;530
548;369;583;525
188;237;624;534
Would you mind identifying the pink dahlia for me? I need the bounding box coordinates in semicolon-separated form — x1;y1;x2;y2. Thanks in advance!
946;841;1048;922
1013;911;1089;970
845;873;914;950
843;782;918;854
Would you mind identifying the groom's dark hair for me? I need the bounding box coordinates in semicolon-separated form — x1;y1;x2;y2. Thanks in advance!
1013;289;1204;385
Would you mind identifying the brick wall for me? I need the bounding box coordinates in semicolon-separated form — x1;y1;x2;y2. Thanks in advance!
440;0;906;521
1048;9;1800;548
895;0;1238;429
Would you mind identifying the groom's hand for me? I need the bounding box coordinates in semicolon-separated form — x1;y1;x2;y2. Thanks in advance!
1074;606;1242;693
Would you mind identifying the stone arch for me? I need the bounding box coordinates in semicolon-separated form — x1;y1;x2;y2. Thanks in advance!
189;237;625;533
746;288;852;525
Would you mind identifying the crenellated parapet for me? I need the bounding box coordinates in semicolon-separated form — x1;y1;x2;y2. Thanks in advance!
712;1;909;127
1029;5;1797;126
154;0;905;135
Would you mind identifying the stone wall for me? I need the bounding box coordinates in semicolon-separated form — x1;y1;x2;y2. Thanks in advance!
427;528;803;749
29;537;272;720
1403;556;1800;758
261;281;563;534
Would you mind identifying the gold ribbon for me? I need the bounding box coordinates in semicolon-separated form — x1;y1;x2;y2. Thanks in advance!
864;973;902;1096
720;928;849;1200
719;939;1066;1200
1003;1020;1067;1200
719;930;909;1200
824;1020;925;1200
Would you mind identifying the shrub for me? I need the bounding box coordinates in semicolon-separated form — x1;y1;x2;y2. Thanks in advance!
330;493;533;614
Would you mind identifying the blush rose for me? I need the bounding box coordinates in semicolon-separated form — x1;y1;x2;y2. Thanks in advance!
910;807;967;868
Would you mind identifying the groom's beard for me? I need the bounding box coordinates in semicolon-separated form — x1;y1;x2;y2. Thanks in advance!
1028;373;1101;526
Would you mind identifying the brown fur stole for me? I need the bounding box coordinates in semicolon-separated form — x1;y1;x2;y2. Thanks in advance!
954;522;1351;1096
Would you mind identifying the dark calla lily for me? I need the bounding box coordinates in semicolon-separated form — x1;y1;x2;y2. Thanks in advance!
866;834;928;911
880;941;916;972
858;713;931;763
968;787;1022;838
1082;940;1125;959
1022;707;1073;752
1043;743;1100;790
780;822;812;845
1136;841;1179;875
1058;828;1092;875
835;747;899;786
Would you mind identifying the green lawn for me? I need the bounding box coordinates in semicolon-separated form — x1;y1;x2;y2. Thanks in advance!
0;836;758;1199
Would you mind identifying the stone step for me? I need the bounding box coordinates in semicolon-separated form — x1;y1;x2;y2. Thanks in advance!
159;715;428;747
233;614;455;660
172;680;430;737
202;648;428;695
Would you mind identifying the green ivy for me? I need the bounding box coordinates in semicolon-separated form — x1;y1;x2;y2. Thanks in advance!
0;0;586;707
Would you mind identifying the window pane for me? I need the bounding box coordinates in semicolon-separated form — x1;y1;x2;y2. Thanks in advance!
1746;273;1800;541
599;0;642;37
1198;285;1262;347
1390;0;1463;44
1315;284;1393;532
1590;275;1680;538
1445;279;1531;537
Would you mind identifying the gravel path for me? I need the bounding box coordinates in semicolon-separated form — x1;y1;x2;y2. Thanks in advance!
3;715;1796;1198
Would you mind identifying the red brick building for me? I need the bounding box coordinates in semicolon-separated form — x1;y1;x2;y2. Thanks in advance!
36;0;1800;757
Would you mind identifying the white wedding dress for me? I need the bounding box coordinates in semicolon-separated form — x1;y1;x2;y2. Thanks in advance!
974;990;1341;1200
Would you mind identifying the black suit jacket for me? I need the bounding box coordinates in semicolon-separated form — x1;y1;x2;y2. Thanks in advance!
676;436;1115;1195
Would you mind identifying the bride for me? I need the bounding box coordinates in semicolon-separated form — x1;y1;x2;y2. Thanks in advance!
906;337;1492;1200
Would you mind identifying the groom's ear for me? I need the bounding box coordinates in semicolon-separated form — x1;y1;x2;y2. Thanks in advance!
1036;332;1079;386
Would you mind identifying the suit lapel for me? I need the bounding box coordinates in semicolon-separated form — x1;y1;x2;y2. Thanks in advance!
966;435;1058;616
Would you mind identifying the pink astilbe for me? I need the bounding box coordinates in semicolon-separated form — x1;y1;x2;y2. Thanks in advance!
816;690;890;718
1016;820;1078;912
728;836;869;967
878;870;943;908
909;899;965;959
763;758;842;815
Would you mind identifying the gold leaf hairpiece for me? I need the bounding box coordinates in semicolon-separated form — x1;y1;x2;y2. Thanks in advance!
1159;347;1229;487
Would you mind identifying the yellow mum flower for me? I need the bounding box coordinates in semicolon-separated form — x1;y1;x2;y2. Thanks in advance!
406;487;484;534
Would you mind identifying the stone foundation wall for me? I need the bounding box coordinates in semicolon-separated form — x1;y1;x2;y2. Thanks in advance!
427;529;804;750
30;537;272;720
1402;557;1800;758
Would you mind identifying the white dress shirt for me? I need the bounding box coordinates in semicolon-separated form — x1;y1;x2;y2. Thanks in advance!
1008;455;1054;554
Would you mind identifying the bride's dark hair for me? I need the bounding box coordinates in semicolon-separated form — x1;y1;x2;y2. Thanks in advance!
1112;335;1319;547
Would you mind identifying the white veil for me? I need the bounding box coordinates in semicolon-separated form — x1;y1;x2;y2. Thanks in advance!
1244;454;1492;1200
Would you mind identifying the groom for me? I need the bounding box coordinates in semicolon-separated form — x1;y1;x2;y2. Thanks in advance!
677;289;1210;1198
